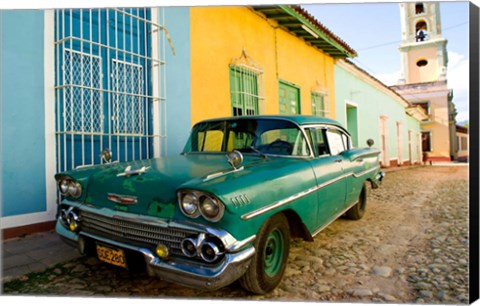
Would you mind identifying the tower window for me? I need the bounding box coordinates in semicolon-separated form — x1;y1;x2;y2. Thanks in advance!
415;3;425;14
416;59;428;67
416;21;428;42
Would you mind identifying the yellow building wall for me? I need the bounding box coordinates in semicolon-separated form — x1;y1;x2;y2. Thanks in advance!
190;6;336;125
420;94;451;159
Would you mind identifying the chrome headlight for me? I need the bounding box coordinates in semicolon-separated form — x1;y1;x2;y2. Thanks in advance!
58;177;83;199
59;179;70;194
199;195;224;222
179;193;200;218
178;191;225;222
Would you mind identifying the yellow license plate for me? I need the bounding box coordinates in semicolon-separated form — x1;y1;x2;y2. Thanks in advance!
96;245;127;269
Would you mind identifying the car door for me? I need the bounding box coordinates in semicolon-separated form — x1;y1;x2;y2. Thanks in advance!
306;126;347;229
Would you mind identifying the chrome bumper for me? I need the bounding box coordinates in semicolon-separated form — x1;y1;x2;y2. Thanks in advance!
55;219;255;291
371;171;385;189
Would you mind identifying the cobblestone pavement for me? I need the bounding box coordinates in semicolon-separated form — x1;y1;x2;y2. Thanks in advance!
3;166;469;303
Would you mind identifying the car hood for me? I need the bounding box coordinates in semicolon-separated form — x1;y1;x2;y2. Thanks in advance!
74;154;267;218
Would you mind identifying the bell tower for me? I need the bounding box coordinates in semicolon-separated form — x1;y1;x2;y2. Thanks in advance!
398;2;448;84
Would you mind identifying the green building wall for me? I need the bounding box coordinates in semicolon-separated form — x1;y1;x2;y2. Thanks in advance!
334;61;422;166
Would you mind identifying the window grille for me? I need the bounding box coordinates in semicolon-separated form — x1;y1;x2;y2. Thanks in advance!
311;92;328;117
229;50;264;116
111;60;145;136
63;49;103;134
55;8;169;172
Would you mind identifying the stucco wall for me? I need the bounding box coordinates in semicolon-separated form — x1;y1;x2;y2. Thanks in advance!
407;46;438;84
165;7;192;156
1;10;47;217
335;62;422;166
189;6;336;124
395;85;452;160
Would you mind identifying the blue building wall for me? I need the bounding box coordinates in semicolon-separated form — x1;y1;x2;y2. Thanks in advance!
1;10;47;217
165;7;191;156
1;8;191;221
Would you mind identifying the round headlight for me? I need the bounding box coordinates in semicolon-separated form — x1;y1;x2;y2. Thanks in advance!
59;179;70;195
181;194;199;217
68;181;82;198
199;196;224;222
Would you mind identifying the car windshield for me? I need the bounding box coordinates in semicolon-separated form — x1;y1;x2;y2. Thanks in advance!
183;118;311;157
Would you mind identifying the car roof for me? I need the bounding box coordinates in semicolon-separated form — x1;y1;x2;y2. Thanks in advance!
198;115;343;128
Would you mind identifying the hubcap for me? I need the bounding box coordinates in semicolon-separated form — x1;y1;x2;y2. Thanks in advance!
263;229;284;277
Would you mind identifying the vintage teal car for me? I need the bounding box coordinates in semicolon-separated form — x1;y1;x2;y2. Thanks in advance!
55;115;384;294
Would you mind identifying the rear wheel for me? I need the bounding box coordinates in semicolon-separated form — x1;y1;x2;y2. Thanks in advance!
346;182;368;220
239;213;290;294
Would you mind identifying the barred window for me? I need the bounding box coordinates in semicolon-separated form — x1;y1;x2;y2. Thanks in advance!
229;50;264;117
311;92;328;117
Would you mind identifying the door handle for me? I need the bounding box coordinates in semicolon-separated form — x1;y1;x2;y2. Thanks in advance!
335;158;343;163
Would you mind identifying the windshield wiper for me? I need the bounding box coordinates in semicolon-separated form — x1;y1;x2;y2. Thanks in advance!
249;146;268;159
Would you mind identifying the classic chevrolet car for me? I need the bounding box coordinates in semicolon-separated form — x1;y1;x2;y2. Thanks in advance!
55;115;384;294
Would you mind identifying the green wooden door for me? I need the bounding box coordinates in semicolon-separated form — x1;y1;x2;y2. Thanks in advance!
279;81;300;115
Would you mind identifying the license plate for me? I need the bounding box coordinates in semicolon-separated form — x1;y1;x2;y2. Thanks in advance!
96;244;127;269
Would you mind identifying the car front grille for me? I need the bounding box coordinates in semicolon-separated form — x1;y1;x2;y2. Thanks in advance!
79;210;197;257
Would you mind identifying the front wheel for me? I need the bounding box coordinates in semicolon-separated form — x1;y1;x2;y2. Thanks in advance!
239;213;290;294
346;182;368;220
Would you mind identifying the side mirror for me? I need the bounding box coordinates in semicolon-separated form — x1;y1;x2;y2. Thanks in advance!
367;139;374;148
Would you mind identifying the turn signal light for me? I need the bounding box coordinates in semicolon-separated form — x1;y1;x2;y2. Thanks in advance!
155;244;169;259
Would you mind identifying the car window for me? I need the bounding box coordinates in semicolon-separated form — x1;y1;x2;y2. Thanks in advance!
185;119;310;157
198;130;224;152
308;128;330;157
227;131;255;151
326;129;349;155
258;128;309;156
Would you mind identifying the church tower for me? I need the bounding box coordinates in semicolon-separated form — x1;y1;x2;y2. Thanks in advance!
392;2;458;163
398;2;448;84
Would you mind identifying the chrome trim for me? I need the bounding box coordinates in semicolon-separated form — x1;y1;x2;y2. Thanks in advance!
225;234;256;253
349;151;380;162
117;165;150;177
59;200;253;253
107;193;138;205
352;166;380;178
230;194;251;208
241;166;379;221
204;166;244;181
56;218;256;291
241;173;350;220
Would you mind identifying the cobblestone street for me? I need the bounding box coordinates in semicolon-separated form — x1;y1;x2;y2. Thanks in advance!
3;165;469;303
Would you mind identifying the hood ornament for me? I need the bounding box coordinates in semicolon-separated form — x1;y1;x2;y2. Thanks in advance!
226;150;244;170
117;165;150;177
101;149;113;163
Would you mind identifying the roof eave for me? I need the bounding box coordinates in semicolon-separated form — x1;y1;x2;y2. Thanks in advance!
253;5;357;59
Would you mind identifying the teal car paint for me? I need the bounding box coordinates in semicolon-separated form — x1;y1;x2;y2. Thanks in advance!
55;115;384;294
